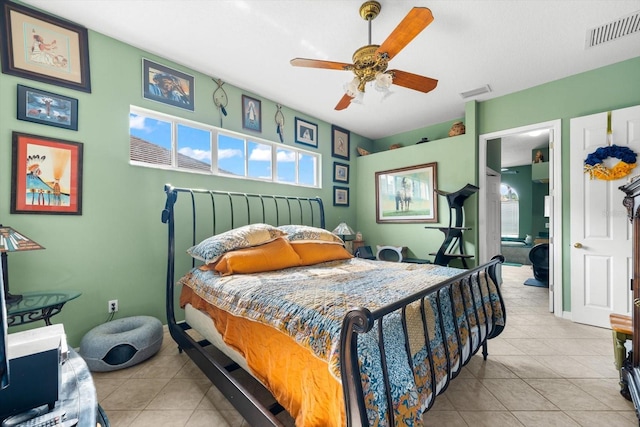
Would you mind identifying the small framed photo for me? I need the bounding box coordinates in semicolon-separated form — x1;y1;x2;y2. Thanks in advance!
0;1;91;92
333;186;349;207
333;162;349;184
11;131;83;215
143;58;194;111
17;84;78;131
332;125;350;160
242;95;262;132
295;117;318;148
375;162;438;223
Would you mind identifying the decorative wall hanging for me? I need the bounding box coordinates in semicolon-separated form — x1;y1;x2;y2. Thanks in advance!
0;0;91;92
17;84;78;131
331;125;350;160
333;162;349;183
333;186;349;207
143;58;194;111
295;117;318;148
242;95;261;132
11;131;83;215
275;104;285;143
212;78;228;117
375;162;438;223
584;111;637;181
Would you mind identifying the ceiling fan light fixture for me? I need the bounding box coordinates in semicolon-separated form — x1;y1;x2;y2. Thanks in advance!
344;77;361;97
374;72;393;90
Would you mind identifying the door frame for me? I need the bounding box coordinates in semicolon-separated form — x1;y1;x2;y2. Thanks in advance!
478;119;563;315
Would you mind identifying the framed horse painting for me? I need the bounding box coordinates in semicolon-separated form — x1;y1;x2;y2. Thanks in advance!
375;163;438;223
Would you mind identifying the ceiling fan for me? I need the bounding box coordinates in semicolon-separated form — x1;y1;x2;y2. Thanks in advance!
290;1;438;111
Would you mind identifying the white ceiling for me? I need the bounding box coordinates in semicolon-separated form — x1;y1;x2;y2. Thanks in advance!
22;0;640;151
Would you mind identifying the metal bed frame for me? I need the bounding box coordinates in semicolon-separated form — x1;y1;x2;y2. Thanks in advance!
161;184;506;426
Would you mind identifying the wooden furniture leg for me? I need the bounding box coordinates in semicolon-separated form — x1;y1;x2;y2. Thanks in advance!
610;313;633;400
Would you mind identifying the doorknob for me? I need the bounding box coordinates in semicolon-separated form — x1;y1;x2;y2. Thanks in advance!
574;242;583;248
635;298;640;308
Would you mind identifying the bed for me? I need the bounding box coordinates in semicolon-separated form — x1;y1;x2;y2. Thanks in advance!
161;184;506;426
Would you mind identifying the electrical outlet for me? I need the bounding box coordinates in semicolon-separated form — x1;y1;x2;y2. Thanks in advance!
108;299;118;313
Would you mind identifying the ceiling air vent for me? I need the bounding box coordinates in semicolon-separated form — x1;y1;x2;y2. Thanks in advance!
460;84;491;99
586;10;640;48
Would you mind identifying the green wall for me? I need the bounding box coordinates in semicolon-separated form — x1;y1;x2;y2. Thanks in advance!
361;56;640;312
0;27;369;346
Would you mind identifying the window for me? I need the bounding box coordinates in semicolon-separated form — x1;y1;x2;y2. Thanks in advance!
129;107;321;187
500;183;519;237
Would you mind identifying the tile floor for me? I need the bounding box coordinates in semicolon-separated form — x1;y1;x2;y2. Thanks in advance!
92;265;637;426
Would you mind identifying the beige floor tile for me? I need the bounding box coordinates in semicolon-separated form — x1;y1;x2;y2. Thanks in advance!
185;409;243;427
481;378;558;411
493;355;562;379
513;411;581;426
101;410;139;427
423;410;468;427
533;355;606;379
146;378;212;410
462;354;519;379
442;378;507;411
525;379;610;411
459;410;526;426
100;378;170;410
128;409;192;427
564;411;638;427
568;378;636;411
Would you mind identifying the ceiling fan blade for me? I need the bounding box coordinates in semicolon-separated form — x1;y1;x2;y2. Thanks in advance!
335;94;354;110
376;7;434;60
290;58;352;71
390;69;438;93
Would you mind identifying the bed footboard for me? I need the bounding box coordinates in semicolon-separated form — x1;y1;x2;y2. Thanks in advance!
340;256;505;426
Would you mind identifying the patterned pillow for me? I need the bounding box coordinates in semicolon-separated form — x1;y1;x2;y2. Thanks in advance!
277;225;343;244
188;223;286;264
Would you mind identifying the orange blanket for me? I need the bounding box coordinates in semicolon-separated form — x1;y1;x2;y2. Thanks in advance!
181;286;345;426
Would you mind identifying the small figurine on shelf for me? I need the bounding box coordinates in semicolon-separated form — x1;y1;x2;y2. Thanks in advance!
448;121;465;137
533;150;544;163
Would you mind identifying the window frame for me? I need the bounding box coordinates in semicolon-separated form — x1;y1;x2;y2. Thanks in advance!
129;106;321;188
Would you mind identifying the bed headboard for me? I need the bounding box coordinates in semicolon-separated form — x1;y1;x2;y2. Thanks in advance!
161;184;325;321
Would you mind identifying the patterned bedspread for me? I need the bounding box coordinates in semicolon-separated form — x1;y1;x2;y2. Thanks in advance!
179;258;504;426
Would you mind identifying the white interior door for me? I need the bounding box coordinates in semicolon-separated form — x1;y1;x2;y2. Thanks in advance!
570;105;640;327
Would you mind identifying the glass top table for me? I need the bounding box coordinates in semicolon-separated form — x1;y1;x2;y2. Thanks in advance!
6;290;81;326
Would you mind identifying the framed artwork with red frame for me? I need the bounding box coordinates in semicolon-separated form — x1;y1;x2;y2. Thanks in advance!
11;132;83;215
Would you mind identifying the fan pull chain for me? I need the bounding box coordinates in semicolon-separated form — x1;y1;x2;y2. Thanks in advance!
607;111;613;146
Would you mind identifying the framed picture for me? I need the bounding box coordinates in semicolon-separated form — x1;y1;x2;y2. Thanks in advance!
11;132;83;215
333;162;349;184
333;186;349;207
17;84;78;130
0;1;91;92
331;125;350;160
143;58;194;111
242;95;261;132
375;162;438;223
295;117;318;148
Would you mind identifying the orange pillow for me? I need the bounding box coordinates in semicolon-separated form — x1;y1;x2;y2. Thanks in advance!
213;237;302;275
290;242;353;266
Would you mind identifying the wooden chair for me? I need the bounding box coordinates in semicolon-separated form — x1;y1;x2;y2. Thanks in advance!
610;313;633;400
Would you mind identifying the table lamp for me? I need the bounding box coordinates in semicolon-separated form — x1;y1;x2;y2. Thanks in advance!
332;222;355;242
0;225;45;304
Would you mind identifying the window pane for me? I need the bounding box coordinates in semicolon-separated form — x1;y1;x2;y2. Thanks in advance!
500;184;519;237
129;113;172;166
298;153;317;186
177;124;211;171
276;147;296;183
248;141;272;179
218;134;245;176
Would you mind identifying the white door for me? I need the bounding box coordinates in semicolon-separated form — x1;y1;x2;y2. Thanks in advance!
570;105;640;327
485;168;501;260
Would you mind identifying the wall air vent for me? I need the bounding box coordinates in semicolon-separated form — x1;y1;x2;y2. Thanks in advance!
586;10;640;48
459;84;491;99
